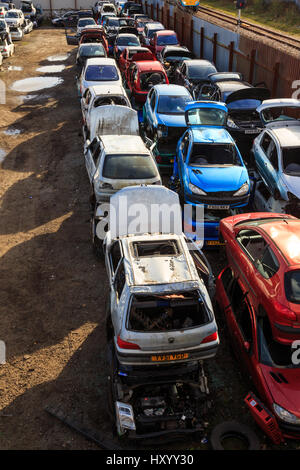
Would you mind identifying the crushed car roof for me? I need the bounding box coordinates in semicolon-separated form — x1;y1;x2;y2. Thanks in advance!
100;134;148;153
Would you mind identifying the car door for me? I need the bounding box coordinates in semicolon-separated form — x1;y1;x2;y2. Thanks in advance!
255;132;278;191
145;88;156;132
84;138;100;182
223;275;258;378
81;88;91;123
177;130;190;186
111;258;126;332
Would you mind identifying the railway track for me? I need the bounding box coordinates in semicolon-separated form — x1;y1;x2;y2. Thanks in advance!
195;4;300;52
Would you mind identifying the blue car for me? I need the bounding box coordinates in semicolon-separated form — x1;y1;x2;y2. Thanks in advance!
143;84;193;169
172;101;250;247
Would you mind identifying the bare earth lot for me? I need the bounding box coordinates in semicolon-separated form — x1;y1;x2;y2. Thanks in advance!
0;27;297;450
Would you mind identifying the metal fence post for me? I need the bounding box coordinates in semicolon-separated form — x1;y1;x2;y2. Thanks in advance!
200;27;204;59
272;62;280;97
156;3;159;21
181;16;184;45
213;33;218;65
228;41;234;71
249;49;256;84
190;18;194;53
174;12;177;32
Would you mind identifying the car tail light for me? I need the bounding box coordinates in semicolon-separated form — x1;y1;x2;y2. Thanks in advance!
201;331;218;344
117;335;140;350
273;301;297;322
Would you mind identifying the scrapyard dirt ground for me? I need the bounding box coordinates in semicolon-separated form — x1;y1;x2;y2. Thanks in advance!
0;27;298;451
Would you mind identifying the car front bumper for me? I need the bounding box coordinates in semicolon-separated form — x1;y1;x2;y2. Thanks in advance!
184;191;250;209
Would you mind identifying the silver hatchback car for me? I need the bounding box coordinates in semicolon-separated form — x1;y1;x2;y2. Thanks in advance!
103;186;219;370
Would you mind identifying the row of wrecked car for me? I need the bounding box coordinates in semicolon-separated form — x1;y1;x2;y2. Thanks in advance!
65;1;300;446
0;1;43;63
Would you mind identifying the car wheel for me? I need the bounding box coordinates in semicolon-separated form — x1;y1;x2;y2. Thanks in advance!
210;421;260;450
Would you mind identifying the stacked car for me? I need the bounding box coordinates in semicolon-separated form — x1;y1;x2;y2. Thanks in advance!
61;3;300;445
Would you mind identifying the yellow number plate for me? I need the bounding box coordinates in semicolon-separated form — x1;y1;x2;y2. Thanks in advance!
151;353;189;362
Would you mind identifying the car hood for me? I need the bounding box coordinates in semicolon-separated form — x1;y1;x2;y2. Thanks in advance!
261;364;300;418
281;173;300;199
188;165;248;193
225;87;270;105
157;113;186;127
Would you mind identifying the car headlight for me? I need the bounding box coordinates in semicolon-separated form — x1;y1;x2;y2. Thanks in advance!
188;183;207;196
273;403;300;425
227;117;239;129
115;402;136;433
233;182;249;197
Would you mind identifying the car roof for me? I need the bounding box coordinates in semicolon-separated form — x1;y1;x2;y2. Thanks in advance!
155;29;176;35
117;33;138;37
153;84;191;96
121;234;199;287
269;125;300;147
190;127;234;144
85;57;116;66
89;84;126;95
146;22;164;29
259;219;300;266
100;134;148;153
216;81;250;92
184;59;214;67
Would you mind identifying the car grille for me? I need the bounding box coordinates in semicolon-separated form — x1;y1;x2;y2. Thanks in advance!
205;190;236;198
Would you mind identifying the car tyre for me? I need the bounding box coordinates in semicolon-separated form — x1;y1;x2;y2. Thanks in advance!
210;421;260;450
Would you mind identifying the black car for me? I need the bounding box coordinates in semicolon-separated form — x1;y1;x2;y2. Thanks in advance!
122;2;143;17
194;72;271;146
174;59;217;98
51;11;79;27
104;17;135;36
158;46;193;82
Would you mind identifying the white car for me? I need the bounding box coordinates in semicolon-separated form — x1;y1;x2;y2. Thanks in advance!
5;9;24;28
0;31;14;57
77;57;122;97
9;25;23;40
77;17;96;35
0;18;9;33
84;129;161;219
23;18;33;33
81;84;131;139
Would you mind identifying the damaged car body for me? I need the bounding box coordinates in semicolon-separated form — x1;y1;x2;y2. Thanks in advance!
103;186;219;440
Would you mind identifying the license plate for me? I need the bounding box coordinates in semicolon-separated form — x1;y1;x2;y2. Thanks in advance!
245;129;258;134
207;205;230;210
151;353;189;362
206;240;225;246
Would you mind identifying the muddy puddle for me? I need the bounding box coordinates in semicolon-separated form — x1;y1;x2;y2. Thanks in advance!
36;65;66;73
3;128;22;136
47;54;70;62
10;76;63;92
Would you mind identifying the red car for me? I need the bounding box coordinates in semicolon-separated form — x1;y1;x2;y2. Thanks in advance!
216;264;300;441
126;60;169;104
79;28;109;55
219;212;300;345
118;46;155;79
149;30;180;57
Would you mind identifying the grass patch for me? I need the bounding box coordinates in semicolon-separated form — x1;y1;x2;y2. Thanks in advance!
200;0;300;36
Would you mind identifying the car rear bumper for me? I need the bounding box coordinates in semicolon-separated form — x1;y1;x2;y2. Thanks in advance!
115;341;219;368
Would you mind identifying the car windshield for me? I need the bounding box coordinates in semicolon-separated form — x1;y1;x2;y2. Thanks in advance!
227;99;262;110
148;27;163;38
80;44;105;57
261;106;300;123
78;19;95;27
107;18;120;26
127;291;210;332
285;270;300;304
6;11;18;17
187;64;217;79
187;107;227;126
282;147;300;175
258;316;300;368
157;34;178;45
164;54;191;62
157;94;191;114
102;154;157;179
85;64;118;81
117;35;139;46
189;143;241;166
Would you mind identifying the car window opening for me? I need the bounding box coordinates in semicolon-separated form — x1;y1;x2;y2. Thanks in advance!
131;240;180;258
128;291;210;332
189;143;240;167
